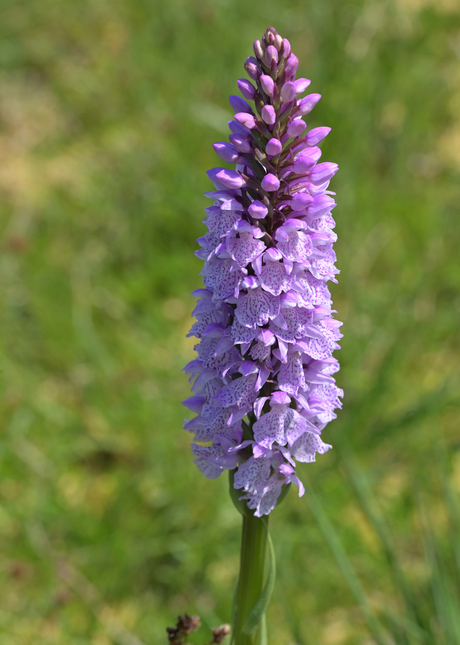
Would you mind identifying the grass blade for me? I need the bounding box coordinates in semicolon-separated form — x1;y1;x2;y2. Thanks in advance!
419;498;460;645
303;475;391;645
336;437;428;643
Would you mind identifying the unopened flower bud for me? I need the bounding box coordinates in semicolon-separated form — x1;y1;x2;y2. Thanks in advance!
281;38;291;59
305;126;331;146
284;54;299;78
229;95;253;114
234;112;256;129
213;142;241;163
248;200;268;218
237;78;256;100
287;118;307;137
228;120;250;137
265;45;278;66
297;93;321;115
261;105;276;125
215;168;246;189
273;34;283;51
307;194;336;217
294;78;311;94
264;28;276;46
281;81;296;103
309;162;339;185
253;40;264;60
290;192;314;211
261;173;280;191
229;133;252;153
293;147;322;173
245;56;261;80
260;74;275;97
266;138;282;156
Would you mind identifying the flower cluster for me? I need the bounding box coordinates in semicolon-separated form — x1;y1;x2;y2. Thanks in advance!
183;27;343;516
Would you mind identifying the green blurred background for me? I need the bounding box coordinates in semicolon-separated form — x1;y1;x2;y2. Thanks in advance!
1;0;460;643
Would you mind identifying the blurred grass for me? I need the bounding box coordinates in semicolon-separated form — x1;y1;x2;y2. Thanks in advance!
0;0;459;643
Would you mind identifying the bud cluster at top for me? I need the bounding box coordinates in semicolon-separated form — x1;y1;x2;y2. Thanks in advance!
183;27;343;516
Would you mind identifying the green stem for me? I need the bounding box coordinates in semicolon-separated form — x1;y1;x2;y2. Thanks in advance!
233;512;268;645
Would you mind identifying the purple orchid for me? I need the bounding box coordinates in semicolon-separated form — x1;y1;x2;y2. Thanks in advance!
183;26;342;517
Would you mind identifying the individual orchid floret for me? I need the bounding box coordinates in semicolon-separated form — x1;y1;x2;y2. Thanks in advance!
183;26;342;517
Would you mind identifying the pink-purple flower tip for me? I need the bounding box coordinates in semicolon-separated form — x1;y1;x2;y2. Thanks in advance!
294;78;311;94
271;391;291;406
260;74;275;98
237;78;256;100
297;93;321;115
213;142;241;164
261;105;276;125
307;194;336;216
229;95;253;114
287;118;307;137
281;81;296;103
229;133;251;153
280;38;291;59
265;45;278;65
234;112;256;129
281;38;291;58
215;168;245;189
253;39;264;60
248;200;268;219
305;126;331;146
244;56;260;80
309;162;339;185
293;148;321;173
261;173;280;192
284;54;299;77
266;138;282;156
291;192;314;211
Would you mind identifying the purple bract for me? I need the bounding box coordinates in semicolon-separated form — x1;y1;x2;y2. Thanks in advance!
183;26;343;516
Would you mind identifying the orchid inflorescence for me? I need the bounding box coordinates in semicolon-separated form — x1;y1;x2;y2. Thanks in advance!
183;26;342;517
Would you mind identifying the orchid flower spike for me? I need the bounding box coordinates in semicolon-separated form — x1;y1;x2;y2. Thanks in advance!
183;26;342;517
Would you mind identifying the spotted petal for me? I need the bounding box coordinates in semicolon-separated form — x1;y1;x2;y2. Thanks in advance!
235;288;280;328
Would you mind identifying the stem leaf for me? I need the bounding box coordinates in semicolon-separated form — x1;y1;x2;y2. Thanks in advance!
242;520;276;636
